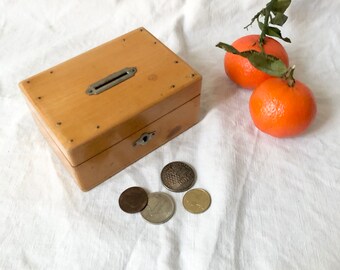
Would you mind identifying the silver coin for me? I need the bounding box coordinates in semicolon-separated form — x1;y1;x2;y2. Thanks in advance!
141;192;175;224
161;161;196;192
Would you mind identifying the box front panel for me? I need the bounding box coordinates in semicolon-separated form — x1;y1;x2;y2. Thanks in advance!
33;95;200;191
75;95;200;191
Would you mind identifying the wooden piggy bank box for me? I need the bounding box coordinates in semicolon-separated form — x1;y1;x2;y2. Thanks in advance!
19;27;202;191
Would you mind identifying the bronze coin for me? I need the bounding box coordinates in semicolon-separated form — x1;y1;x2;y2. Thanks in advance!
161;161;196;192
182;188;211;214
118;187;148;213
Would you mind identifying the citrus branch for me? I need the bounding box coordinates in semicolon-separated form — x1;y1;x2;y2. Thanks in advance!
259;8;270;49
217;0;294;87
243;0;292;45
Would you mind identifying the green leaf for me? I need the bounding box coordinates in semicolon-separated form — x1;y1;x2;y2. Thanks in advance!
267;26;291;42
258;21;291;43
216;42;240;54
215;43;288;77
267;0;291;13
243;51;288;77
270;12;288;26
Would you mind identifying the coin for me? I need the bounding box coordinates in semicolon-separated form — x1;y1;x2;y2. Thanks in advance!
118;187;148;213
161;161;196;192
141;192;175;224
182;188;211;214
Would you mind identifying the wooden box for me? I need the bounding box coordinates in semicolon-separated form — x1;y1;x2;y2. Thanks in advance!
19;27;202;191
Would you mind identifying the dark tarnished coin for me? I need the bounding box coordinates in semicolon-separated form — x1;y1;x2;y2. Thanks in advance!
119;187;148;213
182;188;211;214
161;161;196;192
141;192;175;224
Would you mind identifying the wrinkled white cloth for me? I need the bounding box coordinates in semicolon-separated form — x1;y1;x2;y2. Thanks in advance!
1;0;340;269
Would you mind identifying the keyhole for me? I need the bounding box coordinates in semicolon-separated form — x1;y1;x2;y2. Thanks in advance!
142;135;149;142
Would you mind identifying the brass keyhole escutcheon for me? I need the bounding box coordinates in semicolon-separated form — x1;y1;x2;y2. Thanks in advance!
134;131;156;146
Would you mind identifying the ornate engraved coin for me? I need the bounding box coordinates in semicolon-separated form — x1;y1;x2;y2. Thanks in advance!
141;192;175;224
161;161;196;192
119;187;148;213
182;188;211;214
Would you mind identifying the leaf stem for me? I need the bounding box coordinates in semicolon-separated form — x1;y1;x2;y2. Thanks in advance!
259;8;270;50
244;10;262;30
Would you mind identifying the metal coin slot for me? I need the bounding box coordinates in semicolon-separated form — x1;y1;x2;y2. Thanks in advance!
134;131;155;146
86;67;137;95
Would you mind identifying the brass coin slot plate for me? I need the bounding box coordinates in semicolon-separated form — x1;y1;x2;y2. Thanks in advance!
86;67;137;95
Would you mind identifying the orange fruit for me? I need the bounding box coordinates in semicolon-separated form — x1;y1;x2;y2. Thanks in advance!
249;78;317;137
224;35;289;89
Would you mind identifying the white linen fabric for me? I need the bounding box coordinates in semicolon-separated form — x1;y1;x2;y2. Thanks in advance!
1;0;340;269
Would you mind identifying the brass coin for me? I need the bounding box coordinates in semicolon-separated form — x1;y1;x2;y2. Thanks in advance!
182;188;211;214
161;161;196;192
141;192;175;224
118;187;148;213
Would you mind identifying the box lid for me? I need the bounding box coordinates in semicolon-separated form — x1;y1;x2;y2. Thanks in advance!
19;27;201;166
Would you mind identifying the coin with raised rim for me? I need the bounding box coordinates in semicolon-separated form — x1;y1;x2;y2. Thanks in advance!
182;188;211;214
161;161;196;192
118;186;148;213
141;192;175;224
